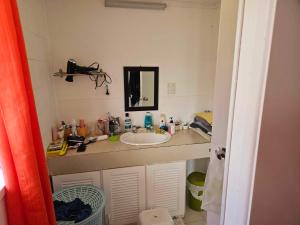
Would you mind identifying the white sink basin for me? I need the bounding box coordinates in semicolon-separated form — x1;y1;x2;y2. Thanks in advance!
120;132;171;146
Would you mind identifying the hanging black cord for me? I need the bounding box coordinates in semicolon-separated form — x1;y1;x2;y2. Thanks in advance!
93;73;112;89
88;62;99;70
86;62;112;89
87;62;100;87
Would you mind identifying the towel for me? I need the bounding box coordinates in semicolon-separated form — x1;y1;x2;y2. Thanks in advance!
54;198;92;223
201;150;224;214
190;117;212;134
195;112;213;125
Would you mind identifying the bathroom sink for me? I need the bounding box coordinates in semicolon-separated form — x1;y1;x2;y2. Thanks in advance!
120;132;171;146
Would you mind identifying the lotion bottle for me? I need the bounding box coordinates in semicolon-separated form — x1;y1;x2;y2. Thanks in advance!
168;117;175;135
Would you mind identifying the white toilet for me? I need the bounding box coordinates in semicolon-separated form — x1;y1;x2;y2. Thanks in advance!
139;208;174;225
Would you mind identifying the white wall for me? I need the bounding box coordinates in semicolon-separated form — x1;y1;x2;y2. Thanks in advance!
46;0;220;125
17;0;56;148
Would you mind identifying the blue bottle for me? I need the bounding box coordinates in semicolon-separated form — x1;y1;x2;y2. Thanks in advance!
144;112;153;129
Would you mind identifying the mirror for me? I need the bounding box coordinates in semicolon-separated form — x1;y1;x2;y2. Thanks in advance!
124;67;159;111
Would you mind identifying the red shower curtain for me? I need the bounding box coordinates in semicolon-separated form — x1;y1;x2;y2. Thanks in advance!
0;0;56;225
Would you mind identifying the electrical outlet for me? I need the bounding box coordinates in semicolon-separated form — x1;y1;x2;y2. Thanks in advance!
168;83;176;95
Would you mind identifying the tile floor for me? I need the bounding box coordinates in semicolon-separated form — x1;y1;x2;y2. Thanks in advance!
183;207;207;225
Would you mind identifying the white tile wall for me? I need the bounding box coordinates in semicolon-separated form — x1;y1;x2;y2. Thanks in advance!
17;0;220;146
17;0;56;148
46;0;220;125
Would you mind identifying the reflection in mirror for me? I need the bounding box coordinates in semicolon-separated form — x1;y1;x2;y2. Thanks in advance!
129;71;154;107
124;67;159;111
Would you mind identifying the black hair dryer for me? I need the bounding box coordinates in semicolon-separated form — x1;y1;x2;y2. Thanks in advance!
65;59;77;82
65;59;99;82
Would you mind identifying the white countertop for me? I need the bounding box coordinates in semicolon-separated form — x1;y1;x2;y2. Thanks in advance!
47;129;211;175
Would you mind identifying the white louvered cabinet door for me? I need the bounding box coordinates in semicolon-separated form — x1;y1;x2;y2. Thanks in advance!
52;171;102;192
103;166;146;225
146;161;186;217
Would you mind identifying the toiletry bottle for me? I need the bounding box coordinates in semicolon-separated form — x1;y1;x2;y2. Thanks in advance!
124;113;132;132
77;119;88;137
168;117;175;135
160;114;167;123
144;112;153;129
159;120;165;129
51;125;58;142
71;119;77;136
160;114;166;128
108;114;121;135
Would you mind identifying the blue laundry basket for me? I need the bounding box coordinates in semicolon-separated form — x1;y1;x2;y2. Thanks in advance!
53;185;105;225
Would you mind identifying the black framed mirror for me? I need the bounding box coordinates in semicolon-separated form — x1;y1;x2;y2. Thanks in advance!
124;66;159;111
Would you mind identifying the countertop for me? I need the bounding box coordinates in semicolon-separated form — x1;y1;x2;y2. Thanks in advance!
47;129;211;176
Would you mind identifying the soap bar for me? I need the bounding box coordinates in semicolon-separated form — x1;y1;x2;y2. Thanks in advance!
96;135;108;141
109;135;119;142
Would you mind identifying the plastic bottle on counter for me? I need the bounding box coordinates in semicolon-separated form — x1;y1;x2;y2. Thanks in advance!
168;117;175;135
144;112;153;129
124;113;132;132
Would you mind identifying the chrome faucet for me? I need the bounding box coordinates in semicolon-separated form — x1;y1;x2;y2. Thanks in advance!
132;126;137;133
146;126;154;132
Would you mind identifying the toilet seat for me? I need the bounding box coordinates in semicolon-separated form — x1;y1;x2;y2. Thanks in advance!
139;208;174;225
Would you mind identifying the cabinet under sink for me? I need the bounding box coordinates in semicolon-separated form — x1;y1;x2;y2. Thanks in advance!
51;161;186;225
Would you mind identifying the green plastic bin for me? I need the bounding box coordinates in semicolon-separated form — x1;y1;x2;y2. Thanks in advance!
187;172;206;211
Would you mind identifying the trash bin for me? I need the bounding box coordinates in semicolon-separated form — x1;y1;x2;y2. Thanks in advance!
187;172;206;211
53;185;105;225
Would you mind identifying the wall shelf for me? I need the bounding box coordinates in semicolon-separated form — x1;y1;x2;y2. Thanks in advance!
53;69;107;78
53;69;112;93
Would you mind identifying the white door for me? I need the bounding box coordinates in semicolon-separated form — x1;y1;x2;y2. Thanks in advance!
52;171;102;192
103;166;146;225
146;161;186;217
208;0;278;224
221;0;278;224
204;0;240;224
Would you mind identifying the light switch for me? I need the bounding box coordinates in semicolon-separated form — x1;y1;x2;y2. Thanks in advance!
168;83;176;95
